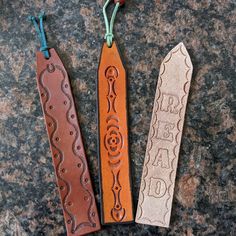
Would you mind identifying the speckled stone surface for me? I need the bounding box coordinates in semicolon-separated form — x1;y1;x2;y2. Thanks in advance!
0;0;235;235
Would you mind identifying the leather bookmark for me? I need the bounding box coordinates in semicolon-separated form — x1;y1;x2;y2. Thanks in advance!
29;13;100;235
98;42;133;224
97;0;133;224
136;43;193;227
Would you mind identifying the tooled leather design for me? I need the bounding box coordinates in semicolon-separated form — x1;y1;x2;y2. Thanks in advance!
136;43;192;226
57;65;96;231
38;63;96;233
104;66;125;222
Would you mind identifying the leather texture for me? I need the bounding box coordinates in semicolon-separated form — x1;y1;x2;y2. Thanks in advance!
36;48;101;235
136;43;193;228
97;42;133;224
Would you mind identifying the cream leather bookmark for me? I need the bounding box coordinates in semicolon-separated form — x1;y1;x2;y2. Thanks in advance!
136;42;193;228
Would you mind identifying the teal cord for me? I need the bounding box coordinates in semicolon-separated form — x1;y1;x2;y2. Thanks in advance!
103;0;120;47
28;12;50;59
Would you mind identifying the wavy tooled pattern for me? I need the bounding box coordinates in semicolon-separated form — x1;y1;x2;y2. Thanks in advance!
38;62;98;234
57;65;96;231
38;67;73;224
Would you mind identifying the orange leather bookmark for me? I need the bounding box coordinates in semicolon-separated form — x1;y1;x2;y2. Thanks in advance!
97;42;134;224
136;43;193;227
36;49;101;235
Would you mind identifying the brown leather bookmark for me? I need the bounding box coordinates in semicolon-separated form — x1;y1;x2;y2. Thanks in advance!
97;41;133;224
36;48;100;235
136;43;193;227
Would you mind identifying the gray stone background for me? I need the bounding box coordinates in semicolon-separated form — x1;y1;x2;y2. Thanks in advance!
0;0;235;235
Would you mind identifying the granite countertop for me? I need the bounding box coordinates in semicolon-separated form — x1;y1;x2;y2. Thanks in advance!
0;0;235;235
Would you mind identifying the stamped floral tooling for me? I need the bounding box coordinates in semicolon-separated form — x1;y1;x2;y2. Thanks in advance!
97;0;133;225
98;42;133;224
104;66;125;222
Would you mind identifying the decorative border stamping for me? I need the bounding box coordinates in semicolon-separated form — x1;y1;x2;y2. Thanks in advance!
136;43;193;227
